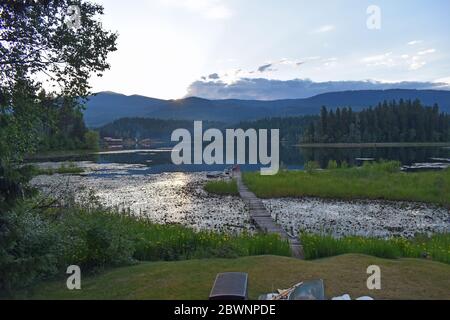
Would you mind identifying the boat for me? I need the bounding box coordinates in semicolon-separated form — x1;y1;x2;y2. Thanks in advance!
206;171;223;179
401;162;450;172
355;157;375;162
430;157;450;163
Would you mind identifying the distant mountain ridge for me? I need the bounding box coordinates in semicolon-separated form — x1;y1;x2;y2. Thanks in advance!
84;89;450;127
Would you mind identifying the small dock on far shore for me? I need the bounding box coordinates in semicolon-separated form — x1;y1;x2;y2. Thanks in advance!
234;172;303;259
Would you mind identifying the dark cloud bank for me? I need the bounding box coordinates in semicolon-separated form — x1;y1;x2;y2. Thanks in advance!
186;78;450;100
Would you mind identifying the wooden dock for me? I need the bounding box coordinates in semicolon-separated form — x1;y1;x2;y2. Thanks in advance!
234;172;303;259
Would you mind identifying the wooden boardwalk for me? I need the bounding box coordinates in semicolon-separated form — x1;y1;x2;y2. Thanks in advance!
234;172;303;259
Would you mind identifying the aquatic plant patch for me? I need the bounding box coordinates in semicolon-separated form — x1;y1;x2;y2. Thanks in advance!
243;162;450;206
301;233;450;264
204;179;239;196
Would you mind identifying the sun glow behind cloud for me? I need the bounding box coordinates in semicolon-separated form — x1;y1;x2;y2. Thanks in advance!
90;0;230;99
160;0;232;20
90;21;207;99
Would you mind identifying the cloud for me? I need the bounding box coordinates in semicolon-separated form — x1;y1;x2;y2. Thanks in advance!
362;52;395;67
409;56;426;70
186;78;450;100
202;58;309;84
279;58;301;66
404;49;435;70
435;77;450;85
161;0;232;20
257;63;275;73
206;6;232;19
313;25;335;33
362;52;392;63
408;40;423;45
322;57;338;67
208;73;220;80
433;77;450;89
362;50;435;70
254;58;310;74
418;48;436;55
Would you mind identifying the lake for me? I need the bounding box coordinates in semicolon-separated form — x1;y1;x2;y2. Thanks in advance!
29;144;450;237
29;144;450;175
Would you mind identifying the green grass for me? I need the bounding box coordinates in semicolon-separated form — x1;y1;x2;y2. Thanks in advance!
28;255;450;300
25;149;96;160
302;233;450;264
204;179;239;196
296;142;450;148
1;203;291;296
31;163;84;175
50;208;291;268
114;212;292;261
243;162;450;206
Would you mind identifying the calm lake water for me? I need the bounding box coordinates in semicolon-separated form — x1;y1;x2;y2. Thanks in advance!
30;145;450;175
30;145;450;236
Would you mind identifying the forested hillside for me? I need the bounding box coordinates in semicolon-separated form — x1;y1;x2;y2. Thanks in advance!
302;100;450;143
97;118;224;140
237;116;318;142
35;92;99;152
84;90;450;127
98;100;450;145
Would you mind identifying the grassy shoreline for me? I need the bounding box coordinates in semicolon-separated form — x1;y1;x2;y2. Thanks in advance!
302;233;450;264
204;179;239;196
295;142;450;148
30;163;85;176
25;149;98;161
243;162;450;206
1;201;290;296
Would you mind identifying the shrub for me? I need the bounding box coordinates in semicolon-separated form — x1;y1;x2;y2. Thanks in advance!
304;161;320;173
327;160;338;170
0;201;58;295
0;199;291;296
340;161;349;169
204;179;239;196
54;209;136;270
84;130;100;151
363;160;401;173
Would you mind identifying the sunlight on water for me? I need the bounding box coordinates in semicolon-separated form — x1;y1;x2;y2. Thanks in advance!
30;160;449;237
31;163;253;234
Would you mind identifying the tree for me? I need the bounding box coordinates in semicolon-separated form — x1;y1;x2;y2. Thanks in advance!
84;130;100;150
320;106;328;142
1;0;117;201
301;100;450;144
1;1;117;97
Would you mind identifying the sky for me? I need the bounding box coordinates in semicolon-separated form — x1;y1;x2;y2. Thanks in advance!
89;0;450;100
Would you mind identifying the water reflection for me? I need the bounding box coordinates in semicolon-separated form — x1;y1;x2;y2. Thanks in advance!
30;145;450;173
31;171;252;234
298;146;450;168
98;145;450;172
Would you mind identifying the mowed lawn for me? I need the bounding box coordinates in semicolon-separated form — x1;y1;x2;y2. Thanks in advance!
30;255;450;300
243;166;450;206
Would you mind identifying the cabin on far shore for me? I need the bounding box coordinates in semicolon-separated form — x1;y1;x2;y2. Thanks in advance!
103;137;123;149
